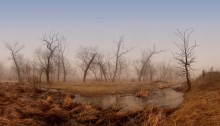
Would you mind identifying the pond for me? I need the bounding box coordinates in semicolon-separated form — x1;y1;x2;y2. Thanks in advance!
73;88;184;111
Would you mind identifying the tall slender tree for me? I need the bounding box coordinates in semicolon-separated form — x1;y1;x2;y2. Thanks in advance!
112;37;133;82
5;42;24;84
174;29;197;92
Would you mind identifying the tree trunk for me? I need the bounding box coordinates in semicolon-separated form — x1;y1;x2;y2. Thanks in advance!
101;66;108;82
138;62;147;82
112;57;118;82
91;69;98;81
46;58;51;83
61;58;66;82
39;69;43;83
83;54;96;83
57;55;61;82
185;65;191;92
12;54;23;84
57;66;60;82
46;69;50;83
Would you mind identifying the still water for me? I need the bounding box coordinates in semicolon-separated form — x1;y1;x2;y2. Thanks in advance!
73;88;184;111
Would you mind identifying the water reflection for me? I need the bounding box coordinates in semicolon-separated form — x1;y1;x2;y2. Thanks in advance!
73;88;184;111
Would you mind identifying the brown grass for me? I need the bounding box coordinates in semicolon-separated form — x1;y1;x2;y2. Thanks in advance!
41;81;156;96
160;72;220;126
0;82;168;126
1;72;220;125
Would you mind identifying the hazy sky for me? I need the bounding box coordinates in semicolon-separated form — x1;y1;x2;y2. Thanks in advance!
0;0;220;73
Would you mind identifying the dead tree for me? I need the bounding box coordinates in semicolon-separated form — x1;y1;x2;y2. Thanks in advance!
112;37;133;82
58;38;68;82
23;60;36;90
54;51;61;82
174;29;197;92
35;48;45;83
137;47;162;82
40;32;60;83
5;42;24;84
96;53;109;82
155;61;175;83
77;47;97;83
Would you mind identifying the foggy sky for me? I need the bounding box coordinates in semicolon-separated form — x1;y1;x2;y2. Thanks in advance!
0;0;220;73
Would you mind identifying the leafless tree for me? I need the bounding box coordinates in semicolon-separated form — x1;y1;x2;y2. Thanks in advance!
96;53;109;82
22;59;43;93
39;32;60;83
58;38;68;82
5;42;24;84
112;37;133;82
34;48;45;83
155;61;176;83
54;51;61;82
137;47;162;82
116;57;129;80
77;46;97;83
174;29;197;92
106;59;114;80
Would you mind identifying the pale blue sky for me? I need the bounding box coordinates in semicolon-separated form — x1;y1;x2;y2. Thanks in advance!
0;0;220;72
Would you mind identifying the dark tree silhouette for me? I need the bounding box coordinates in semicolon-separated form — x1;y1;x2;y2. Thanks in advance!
5;42;24;84
174;29;197;92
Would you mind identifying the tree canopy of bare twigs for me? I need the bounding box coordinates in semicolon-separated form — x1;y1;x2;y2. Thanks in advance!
112;36;133;82
38;32;61;83
54;37;68;82
77;46;98;83
4;42;24;84
174;29;197;92
136;46;163;82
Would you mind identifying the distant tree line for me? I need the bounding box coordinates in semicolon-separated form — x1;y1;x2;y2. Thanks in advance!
1;29;197;92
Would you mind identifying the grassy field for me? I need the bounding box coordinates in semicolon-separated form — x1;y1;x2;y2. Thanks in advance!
40;81;157;96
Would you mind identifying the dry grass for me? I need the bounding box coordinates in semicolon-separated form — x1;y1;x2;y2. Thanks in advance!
160;72;220;126
41;81;156;96
0;83;167;126
1;72;220;125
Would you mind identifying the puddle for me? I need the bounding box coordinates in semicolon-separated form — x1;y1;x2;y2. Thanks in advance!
73;94;148;111
73;88;184;111
147;88;184;109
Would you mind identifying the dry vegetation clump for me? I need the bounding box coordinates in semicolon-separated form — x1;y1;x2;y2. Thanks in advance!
136;89;151;98
62;94;73;109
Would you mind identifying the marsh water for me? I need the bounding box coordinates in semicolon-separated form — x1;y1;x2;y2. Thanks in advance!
73;88;184;111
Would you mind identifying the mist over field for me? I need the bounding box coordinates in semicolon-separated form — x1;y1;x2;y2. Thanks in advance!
0;1;220;126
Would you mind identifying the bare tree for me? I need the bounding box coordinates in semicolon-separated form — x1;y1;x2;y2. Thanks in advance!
112;37;133;82
5;42;24;84
155;61;176;83
137;47;162;82
35;48;45;83
77;46;97;83
54;50;61;82
23;59;39;92
58;38;68;82
96;53;109;82
40;32;60;83
174;29;197;92
107;59;114;80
